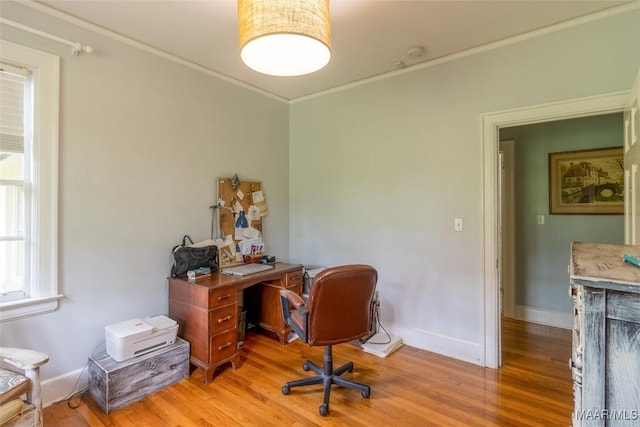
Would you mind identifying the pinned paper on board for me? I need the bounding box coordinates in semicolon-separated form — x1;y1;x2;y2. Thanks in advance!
252;190;264;203
231;174;241;190
238;238;263;255
242;226;261;240
217;177;266;265
256;200;268;217
248;205;260;221
215;235;236;265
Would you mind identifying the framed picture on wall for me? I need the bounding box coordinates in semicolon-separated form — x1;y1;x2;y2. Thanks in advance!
549;146;624;215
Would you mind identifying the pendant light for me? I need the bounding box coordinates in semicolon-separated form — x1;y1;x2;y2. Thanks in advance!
238;0;331;76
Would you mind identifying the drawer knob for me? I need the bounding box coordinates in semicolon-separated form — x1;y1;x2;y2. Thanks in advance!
217;315;232;324
217;294;231;301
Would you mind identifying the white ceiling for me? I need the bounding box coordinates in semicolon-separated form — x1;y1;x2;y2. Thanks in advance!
33;0;633;101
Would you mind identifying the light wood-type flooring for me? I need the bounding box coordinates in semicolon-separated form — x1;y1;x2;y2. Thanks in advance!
44;317;572;426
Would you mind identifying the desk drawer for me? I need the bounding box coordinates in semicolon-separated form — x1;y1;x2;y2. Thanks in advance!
209;305;237;335
210;329;237;363
286;270;303;287
209;287;237;309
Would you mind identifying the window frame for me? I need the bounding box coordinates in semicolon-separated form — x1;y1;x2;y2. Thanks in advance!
0;40;62;322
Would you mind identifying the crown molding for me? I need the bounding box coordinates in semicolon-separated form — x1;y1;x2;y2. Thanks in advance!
292;1;640;103
16;0;640;105
17;0;288;103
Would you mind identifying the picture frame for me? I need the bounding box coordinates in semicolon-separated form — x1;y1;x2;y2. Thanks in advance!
549;146;624;215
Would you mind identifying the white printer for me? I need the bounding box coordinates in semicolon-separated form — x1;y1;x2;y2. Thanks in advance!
105;315;179;362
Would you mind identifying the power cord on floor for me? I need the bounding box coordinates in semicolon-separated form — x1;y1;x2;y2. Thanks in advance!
66;389;88;409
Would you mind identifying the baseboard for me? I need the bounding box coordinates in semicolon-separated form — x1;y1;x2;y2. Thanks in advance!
514;305;572;329
388;324;484;366
41;367;88;408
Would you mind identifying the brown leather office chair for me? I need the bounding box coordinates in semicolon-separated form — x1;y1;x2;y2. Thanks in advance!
279;264;377;416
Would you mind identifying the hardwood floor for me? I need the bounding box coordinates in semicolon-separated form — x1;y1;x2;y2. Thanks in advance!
44;318;572;426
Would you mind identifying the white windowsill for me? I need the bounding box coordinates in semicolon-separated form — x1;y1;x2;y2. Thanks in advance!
0;294;63;322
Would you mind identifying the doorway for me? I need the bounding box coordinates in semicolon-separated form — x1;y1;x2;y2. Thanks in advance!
499;114;625;328
481;91;631;368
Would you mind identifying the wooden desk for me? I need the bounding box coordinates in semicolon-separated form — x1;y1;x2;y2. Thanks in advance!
168;263;303;384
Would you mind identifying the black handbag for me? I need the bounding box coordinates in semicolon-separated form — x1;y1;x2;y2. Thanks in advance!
171;235;219;277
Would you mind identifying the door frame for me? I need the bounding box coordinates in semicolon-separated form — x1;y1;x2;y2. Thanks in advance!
499;140;516;320
481;90;630;368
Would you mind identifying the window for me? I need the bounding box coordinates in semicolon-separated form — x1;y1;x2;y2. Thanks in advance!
0;40;61;321
1;64;28;301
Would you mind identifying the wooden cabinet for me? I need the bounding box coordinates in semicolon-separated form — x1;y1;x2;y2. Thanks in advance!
168;263;303;384
168;279;238;385
569;242;640;426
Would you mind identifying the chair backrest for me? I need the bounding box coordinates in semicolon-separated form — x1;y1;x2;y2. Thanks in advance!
306;264;377;346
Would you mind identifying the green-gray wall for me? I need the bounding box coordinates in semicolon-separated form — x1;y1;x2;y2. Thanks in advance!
289;8;639;362
0;1;638;403
500;113;624;316
0;1;290;391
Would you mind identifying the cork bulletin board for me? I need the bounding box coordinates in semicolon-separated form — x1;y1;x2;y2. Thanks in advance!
216;176;267;265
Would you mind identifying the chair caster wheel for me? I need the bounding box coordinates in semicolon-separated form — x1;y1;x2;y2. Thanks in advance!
282;385;290;395
361;388;370;398
302;362;311;371
319;404;329;416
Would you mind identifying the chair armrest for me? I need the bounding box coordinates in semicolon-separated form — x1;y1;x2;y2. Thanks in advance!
280;289;308;319
279;289;308;319
279;290;308;342
0;347;49;370
280;289;305;308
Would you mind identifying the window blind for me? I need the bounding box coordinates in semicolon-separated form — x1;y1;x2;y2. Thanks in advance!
0;63;27;155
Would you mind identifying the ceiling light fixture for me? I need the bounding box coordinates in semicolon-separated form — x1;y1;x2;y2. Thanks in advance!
238;0;331;76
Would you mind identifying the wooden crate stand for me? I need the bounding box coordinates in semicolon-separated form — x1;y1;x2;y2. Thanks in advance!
88;337;189;414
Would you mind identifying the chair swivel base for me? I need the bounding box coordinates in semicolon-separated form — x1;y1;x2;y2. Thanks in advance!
281;345;370;416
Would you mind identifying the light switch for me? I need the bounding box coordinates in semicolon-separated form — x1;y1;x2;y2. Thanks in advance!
537;215;545;225
454;218;463;232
